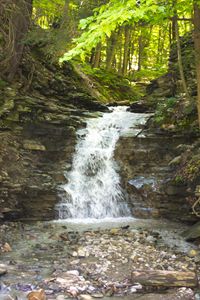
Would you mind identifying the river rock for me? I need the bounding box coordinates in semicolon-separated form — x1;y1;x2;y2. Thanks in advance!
56;295;66;300
23;140;46;151
0;267;7;276
187;249;198;258
135;288;194;299
128;101;153;113
79;295;93;300
182;221;200;240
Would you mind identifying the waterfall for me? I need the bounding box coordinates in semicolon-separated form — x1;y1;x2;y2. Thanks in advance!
56;106;150;219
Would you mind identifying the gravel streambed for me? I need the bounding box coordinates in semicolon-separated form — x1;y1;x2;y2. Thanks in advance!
0;219;200;299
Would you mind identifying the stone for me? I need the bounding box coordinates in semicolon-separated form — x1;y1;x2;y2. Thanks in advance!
66;270;79;276
168;156;182;166
78;248;87;257
128;102;153;113
23;140;46;151
2;242;12;252
79;295;93;300
91;293;104;298
0;267;7;276
188;249;198;258
56;295;66;300
27;289;47;300
182;222;200;240
110;228;120;235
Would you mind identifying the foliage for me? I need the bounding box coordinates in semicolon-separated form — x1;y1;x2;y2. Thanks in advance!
33;0;65;28
154;97;178;125
174;141;200;185
132;67;167;81
60;0;172;62
81;64;144;102
153;94;199;132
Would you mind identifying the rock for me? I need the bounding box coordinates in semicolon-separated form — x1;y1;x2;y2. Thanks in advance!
66;270;79;276
56;295;66;300
146;235;156;244
0;267;7;276
182;222;200;240
133;288;194;299
128;101;153;113
0;296;15;300
188;249;198;258
91;293;104;298
79;295;93;300
27;289;47;300
168;156;182;166
2;242;12;252
77;248;88;258
23;140;46;151
110;228;120;235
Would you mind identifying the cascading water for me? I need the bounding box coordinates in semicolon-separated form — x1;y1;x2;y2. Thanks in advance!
56;106;150;219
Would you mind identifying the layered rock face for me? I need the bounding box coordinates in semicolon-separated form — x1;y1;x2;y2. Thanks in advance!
115;131;197;222
0;51;107;221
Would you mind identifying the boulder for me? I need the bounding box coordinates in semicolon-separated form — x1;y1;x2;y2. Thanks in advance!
128;102;153;113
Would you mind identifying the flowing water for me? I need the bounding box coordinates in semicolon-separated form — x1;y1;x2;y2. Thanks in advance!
56;107;151;220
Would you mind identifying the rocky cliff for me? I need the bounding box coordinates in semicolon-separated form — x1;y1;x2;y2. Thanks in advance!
0;49;107;221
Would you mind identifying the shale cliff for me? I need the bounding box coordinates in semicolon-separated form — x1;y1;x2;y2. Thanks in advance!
0;49;107;221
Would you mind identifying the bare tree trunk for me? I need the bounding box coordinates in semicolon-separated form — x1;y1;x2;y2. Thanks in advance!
122;25;131;76
193;2;200;128
92;42;102;68
106;32;118;70
117;29;123;74
137;33;143;71
0;0;32;82
174;14;190;101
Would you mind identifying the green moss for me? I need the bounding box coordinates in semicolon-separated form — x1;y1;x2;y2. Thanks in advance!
0;79;8;89
80;64;144;103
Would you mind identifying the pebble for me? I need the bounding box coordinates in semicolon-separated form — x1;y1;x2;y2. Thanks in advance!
0;267;7;276
1;223;199;299
188;249;198;258
56;296;66;300
91;293;104;298
79;295;93;300
66;270;79;276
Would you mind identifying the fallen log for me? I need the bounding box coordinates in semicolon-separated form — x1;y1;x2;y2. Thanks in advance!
131;270;198;287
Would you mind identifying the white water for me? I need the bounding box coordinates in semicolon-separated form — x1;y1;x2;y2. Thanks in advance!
57;107;150;219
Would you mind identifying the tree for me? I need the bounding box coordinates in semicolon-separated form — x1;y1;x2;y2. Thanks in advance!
173;0;190;101
193;1;200;127
0;0;32;81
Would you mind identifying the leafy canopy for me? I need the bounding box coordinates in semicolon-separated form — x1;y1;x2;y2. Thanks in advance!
60;0;174;62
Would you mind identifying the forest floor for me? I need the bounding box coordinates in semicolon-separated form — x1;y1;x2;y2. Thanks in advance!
0;219;200;300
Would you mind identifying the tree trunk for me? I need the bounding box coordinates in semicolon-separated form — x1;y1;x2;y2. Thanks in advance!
0;0;32;82
117;29;123;74
92;42;102;68
131;270;198;287
106;32;118;70
122;25;131;76
137;33;143;71
193;2;200;128
174;12;190;101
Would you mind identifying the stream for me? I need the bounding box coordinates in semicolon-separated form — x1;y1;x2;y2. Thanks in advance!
0;107;200;299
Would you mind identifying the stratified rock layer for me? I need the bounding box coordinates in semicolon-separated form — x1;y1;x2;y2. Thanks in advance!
0;51;107;221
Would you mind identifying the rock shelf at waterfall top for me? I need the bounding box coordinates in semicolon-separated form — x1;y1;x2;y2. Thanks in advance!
0;219;200;299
